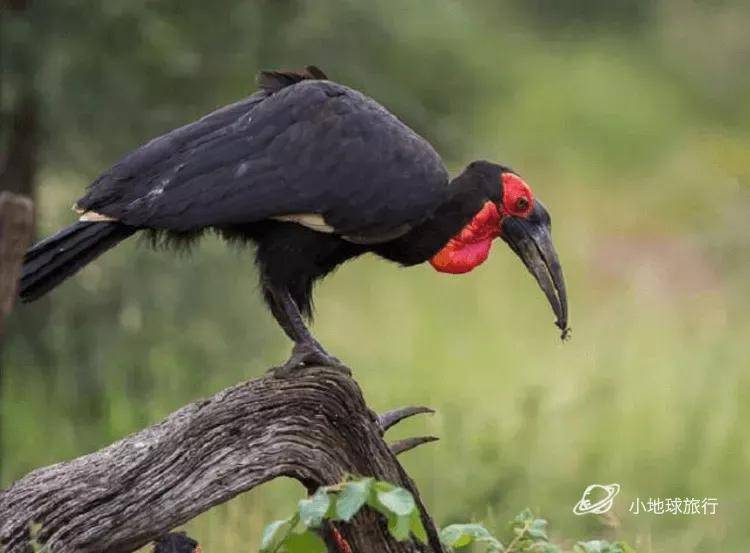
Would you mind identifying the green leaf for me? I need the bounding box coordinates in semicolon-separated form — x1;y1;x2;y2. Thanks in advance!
298;489;331;529
440;525;473;548
336;478;373;521
388;513;412;541
527;518;549;541
376;486;416;517
372;480;396;494
409;508;427;543
512;509;534;526
283;531;327;553
260;518;294;553
439;523;503;551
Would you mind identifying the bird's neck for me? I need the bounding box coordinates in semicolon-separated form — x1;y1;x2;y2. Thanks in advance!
374;178;496;269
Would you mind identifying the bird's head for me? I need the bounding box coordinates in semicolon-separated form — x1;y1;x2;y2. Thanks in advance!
430;161;569;338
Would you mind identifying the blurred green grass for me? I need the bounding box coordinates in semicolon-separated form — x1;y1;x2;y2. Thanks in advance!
2;1;750;551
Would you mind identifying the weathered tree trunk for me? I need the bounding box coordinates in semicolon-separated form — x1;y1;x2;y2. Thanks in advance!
0;92;38;202
0;367;444;553
0;192;34;340
0;193;34;548
0;196;443;553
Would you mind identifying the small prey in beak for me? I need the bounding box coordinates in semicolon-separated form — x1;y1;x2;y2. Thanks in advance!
501;201;569;340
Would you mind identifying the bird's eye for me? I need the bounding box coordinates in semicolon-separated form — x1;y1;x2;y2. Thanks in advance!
515;197;529;212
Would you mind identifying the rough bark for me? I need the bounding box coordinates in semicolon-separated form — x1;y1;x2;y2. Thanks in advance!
0;367;444;553
0;92;38;201
0;192;34;341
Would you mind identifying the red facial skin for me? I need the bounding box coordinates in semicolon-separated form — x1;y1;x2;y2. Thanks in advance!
430;173;534;274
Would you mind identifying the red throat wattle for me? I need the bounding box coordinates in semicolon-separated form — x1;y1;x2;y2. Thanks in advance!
429;201;501;274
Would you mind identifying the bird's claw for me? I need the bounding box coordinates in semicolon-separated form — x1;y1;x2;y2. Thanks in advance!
270;342;351;378
377;405;438;455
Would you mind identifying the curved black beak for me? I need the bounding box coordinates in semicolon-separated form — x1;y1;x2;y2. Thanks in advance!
500;201;569;339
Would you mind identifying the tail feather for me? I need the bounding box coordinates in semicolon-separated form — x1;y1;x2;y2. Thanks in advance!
20;222;135;302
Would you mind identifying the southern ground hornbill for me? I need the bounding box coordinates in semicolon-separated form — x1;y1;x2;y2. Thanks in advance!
20;66;569;374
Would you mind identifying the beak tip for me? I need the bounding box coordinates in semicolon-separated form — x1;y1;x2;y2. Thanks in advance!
557;323;571;341
502;210;569;343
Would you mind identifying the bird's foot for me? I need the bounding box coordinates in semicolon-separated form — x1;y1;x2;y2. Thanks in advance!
270;341;351;378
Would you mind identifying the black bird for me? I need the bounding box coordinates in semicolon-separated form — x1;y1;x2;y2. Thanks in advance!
153;532;200;553
20;66;568;374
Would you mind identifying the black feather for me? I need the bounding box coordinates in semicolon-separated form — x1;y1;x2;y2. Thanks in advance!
73;74;449;238
141;227;207;254
20;222;135;302
257;65;328;93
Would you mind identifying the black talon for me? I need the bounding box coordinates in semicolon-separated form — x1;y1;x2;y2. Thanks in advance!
390;436;439;455
379;406;434;433
271;341;351;378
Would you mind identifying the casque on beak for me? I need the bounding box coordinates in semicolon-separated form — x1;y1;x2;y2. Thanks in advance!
500;200;569;339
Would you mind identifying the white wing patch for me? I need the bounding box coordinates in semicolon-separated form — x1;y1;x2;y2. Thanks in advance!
272;213;414;244
79;211;118;222
73;204;118;222
272;213;335;233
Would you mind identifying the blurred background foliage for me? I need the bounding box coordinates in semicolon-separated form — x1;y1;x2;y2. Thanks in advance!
1;0;749;551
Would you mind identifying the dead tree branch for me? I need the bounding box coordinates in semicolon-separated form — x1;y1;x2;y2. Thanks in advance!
0;367;443;553
0;192;34;341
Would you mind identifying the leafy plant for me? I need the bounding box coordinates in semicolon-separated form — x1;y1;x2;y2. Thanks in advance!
260;478;636;553
259;477;426;553
441;508;555;553
440;509;635;553
440;523;504;551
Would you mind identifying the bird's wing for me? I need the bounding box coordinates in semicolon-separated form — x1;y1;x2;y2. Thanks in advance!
76;72;450;241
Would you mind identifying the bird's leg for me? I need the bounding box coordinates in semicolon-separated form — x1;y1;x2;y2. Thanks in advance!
265;285;349;377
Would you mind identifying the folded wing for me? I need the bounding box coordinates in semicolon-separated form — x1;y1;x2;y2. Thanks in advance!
76;71;449;242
